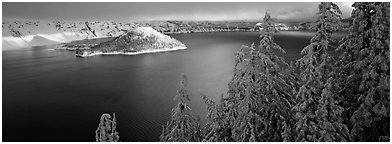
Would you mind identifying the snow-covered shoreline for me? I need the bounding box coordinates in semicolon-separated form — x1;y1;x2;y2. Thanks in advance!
55;47;91;51
76;46;187;57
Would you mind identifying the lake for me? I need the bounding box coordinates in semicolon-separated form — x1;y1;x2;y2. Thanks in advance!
2;31;345;142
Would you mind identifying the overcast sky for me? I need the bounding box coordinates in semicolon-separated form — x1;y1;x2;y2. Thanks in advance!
3;2;354;22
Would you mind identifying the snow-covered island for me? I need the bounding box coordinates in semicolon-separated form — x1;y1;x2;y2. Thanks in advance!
68;27;186;57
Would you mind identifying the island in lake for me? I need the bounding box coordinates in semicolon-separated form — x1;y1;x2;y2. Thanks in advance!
65;27;186;57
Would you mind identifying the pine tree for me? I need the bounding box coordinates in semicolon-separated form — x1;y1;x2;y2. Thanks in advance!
95;113;120;142
226;12;298;142
335;2;390;141
202;94;234;142
294;2;349;142
160;74;202;142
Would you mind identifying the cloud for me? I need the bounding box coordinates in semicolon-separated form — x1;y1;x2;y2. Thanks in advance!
275;6;318;22
3;2;354;22
133;3;353;22
274;2;354;22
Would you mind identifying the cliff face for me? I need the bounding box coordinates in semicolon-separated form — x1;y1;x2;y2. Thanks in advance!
89;27;185;52
2;20;139;40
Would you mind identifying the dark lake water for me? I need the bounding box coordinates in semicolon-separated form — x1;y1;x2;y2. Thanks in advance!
2;31;345;142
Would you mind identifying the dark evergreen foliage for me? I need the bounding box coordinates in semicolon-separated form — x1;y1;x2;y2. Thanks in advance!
201;94;234;142
294;2;350;142
226;12;298;142
335;2;390;142
95;113;119;142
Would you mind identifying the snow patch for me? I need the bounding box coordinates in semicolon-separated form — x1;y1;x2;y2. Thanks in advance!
2;32;85;50
136;27;167;39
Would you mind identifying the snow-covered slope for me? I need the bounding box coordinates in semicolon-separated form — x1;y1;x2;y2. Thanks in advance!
90;27;185;52
76;27;187;57
28;35;60;47
2;20;140;50
2;32;84;50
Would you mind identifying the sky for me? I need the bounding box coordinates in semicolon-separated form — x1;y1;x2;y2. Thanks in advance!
2;2;354;22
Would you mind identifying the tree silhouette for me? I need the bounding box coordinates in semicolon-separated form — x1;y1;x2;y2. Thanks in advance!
226;12;298;142
294;2;349;142
201;94;235;142
95;113;119;142
335;2;390;142
160;74;202;142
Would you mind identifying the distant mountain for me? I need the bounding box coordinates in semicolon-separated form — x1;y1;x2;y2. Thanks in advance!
2;35;60;50
2;37;29;50
3;20;138;40
2;32;83;50
28;35;60;46
3;20;259;41
297;17;352;31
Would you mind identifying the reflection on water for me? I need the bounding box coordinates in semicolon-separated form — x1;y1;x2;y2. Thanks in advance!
2;31;345;142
